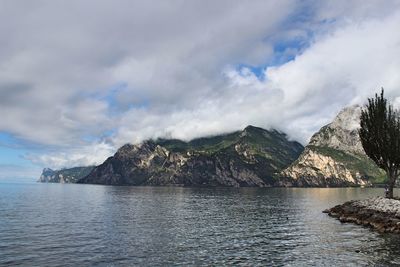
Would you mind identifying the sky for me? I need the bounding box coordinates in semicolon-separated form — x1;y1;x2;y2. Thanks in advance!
1;0;400;181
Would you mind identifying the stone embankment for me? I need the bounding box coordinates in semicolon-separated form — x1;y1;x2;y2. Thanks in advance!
324;197;400;233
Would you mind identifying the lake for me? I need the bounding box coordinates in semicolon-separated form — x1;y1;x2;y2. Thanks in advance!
0;183;399;266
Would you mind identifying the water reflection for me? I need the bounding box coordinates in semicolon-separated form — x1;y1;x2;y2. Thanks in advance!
0;184;399;266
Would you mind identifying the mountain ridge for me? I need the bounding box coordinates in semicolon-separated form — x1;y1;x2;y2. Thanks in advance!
39;108;387;188
77;126;304;187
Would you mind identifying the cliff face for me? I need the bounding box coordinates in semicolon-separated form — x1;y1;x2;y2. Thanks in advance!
281;106;385;186
308;106;364;154
38;166;94;183
78;126;304;187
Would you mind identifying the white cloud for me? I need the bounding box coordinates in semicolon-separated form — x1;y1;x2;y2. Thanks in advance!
1;1;400;170
0;1;296;140
112;7;400;147
26;142;115;169
265;10;400;139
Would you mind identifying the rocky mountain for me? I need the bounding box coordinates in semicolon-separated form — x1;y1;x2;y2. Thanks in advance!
38;166;94;183
280;105;385;187
78;126;304;187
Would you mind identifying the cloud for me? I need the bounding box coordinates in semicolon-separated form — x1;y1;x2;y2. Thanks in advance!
25;142;115;169
0;0;297;147
0;164;41;182
112;8;400;147
265;9;400;139
1;1;400;170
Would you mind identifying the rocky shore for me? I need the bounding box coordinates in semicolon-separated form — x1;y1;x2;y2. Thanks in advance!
324;197;400;233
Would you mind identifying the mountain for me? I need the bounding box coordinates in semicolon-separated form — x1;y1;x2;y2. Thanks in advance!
280;105;385;187
38;166;94;183
78;126;304;187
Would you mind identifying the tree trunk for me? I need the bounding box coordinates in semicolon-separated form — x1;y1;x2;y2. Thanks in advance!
386;170;396;199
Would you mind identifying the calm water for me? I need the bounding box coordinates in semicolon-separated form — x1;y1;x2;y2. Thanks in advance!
1;184;400;266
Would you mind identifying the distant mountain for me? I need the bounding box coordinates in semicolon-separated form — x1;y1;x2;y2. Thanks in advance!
280;106;385;187
38;166;94;183
42;108;386;188
78;126;304;187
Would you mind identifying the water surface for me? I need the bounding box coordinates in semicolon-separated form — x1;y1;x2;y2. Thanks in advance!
0;183;399;266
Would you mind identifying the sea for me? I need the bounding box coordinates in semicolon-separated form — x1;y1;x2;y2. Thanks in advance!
0;183;399;266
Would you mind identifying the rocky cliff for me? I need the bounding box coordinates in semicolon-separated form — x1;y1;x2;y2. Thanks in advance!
280;106;385;186
78;126;304;187
38;166;94;183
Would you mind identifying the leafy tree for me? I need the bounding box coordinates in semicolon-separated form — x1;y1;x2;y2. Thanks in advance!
359;89;400;198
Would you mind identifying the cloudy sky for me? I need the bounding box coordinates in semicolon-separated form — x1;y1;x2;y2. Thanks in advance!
1;0;400;181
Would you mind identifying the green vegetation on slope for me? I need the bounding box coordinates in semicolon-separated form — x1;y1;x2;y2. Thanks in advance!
239;126;304;169
155;131;241;154
155;126;303;166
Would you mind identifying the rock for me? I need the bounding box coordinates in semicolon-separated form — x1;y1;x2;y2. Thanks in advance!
280;105;385;186
309;106;364;154
325;197;400;234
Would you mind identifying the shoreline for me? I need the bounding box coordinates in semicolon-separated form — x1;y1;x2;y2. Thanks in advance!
324;197;400;234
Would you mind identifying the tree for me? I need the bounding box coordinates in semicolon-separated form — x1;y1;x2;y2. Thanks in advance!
359;88;400;198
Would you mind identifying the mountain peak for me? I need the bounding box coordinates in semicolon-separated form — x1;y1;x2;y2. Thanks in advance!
242;125;270;137
244;125;259;130
331;105;361;132
243;125;266;132
309;105;364;154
